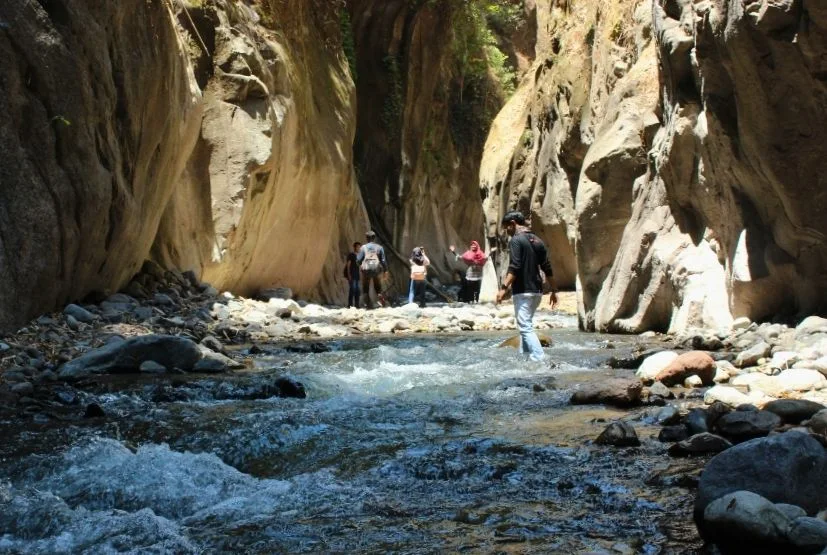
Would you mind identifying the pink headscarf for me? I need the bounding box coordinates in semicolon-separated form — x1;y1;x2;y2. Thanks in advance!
461;241;487;266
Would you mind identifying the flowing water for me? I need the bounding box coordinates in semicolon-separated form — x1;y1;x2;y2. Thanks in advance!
0;318;703;554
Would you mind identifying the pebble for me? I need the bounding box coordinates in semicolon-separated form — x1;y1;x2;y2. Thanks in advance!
10;381;34;395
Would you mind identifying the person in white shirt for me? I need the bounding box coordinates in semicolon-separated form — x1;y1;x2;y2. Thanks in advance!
409;247;430;307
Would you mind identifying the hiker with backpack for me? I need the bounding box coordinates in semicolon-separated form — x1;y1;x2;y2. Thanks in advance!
356;230;389;309
495;211;558;362
449;240;488;303
409;247;430;307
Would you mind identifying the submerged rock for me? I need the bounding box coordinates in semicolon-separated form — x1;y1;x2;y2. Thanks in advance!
570;378;643;408
497;334;553;348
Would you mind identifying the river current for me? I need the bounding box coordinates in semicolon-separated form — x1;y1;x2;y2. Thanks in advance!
0;317;703;553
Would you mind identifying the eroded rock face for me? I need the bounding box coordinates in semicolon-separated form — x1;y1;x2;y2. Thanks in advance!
0;0;364;329
155;0;366;304
0;0;203;331
481;0;827;333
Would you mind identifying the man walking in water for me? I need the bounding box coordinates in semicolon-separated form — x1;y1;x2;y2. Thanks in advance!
495;211;558;361
357;230;389;309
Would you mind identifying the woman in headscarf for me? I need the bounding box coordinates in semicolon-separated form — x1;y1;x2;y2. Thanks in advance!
449;240;488;303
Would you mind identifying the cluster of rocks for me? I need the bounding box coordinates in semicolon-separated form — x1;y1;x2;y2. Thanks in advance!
695;432;827;554
574;316;827;553
637;316;827;408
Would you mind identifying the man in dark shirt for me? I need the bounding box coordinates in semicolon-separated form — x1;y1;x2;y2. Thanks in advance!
495;211;559;361
344;241;362;308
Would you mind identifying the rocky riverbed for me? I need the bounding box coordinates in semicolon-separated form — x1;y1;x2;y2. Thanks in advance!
1;262;826;552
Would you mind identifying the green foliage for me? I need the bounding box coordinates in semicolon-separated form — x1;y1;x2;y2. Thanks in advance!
447;0;519;149
451;1;516;99
381;55;404;130
339;8;358;82
484;1;525;35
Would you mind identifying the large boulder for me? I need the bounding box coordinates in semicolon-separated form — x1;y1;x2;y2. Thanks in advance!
59;335;202;379
702;491;792;550
654;351;716;386
695;432;827;532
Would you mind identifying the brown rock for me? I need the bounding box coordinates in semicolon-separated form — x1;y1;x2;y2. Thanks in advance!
570;378;643;408
654;351;716;387
498;335;553;349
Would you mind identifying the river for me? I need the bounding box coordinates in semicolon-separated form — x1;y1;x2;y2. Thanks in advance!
0;318;704;553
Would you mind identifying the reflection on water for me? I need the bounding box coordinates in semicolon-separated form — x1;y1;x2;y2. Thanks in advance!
0;328;703;553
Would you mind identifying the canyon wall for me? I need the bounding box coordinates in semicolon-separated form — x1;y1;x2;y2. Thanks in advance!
481;0;827;333
0;0;364;329
2;0;824;333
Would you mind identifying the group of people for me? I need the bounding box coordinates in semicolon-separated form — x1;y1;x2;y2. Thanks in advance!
343;232;489;310
343;210;558;362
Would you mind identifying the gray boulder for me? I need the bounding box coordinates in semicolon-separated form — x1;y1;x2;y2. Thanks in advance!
714;410;782;442
808;409;827;435
658;425;689;443
703;491;791;549
795;316;827;341
595;421;640;447
735;341;772;368
764;399;826;425
63;303;97;323
695;432;827;532
193;345;245;373
59;335;201;379
669;433;732;456
789;517;827;552
704;491;790;545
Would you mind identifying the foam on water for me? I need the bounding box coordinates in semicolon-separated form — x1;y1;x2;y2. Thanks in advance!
0;330;696;552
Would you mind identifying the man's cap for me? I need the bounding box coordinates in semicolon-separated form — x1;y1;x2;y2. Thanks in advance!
365;230;376;239
501;211;526;225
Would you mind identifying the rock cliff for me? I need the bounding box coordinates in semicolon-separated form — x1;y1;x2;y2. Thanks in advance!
481;0;827;333
2;0;825;333
0;0;364;329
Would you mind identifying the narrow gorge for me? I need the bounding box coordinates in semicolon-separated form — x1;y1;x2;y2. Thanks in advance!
1;0;825;333
2;2;827;553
